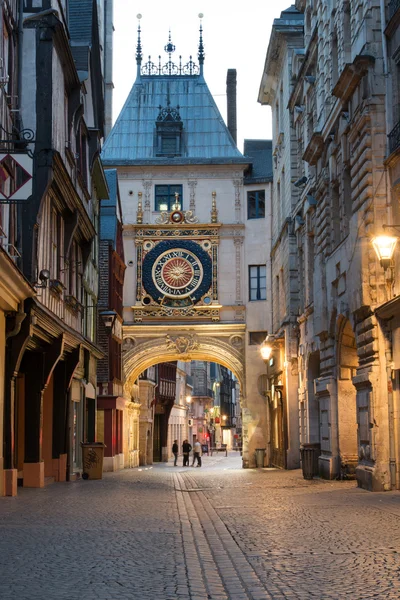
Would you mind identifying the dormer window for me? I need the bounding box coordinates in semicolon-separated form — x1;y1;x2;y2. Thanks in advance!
155;104;183;157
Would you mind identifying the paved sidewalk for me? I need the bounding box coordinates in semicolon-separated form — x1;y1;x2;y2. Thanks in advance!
1;454;400;599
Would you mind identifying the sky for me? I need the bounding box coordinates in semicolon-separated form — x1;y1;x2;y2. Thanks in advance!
111;0;293;152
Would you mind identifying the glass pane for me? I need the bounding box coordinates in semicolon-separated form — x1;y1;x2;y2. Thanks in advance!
156;185;169;194
248;193;256;219
161;136;177;153
257;194;265;217
259;266;266;277
156;196;169;211
250;289;257;301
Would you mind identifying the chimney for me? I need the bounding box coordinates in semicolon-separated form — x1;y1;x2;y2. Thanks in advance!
226;69;237;145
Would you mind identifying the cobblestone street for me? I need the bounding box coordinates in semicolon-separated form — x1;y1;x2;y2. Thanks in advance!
1;454;400;600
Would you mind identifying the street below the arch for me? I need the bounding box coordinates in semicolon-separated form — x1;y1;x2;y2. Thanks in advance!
1;454;400;600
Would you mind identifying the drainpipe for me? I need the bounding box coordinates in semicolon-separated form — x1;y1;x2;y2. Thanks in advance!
384;328;396;489
380;0;392;224
5;305;26;341
4;304;26;471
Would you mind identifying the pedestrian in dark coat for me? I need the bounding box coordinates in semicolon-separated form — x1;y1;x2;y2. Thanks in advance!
172;440;179;466
182;439;192;467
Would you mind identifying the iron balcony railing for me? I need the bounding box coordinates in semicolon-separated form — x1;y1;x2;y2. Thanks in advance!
389;0;400;20
389;119;400;155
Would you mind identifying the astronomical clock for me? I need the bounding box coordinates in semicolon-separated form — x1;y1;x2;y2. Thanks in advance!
132;197;220;322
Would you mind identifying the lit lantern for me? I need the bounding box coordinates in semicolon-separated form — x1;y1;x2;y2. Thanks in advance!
372;236;398;270
260;337;273;362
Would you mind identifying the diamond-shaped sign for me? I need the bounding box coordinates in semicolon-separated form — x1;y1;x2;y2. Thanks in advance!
0;153;32;201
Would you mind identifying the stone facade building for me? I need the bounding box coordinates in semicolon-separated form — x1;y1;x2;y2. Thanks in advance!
101;19;273;468
258;6;304;470
260;1;400;490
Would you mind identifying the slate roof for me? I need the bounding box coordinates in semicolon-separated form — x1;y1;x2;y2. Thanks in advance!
101;74;249;166
68;0;94;42
68;0;94;76
243;140;273;183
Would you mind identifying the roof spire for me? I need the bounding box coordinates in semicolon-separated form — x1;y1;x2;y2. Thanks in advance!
136;14;142;77
198;13;205;75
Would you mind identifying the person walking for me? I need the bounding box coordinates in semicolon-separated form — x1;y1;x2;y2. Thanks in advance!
182;439;192;467
193;440;202;467
172;439;179;466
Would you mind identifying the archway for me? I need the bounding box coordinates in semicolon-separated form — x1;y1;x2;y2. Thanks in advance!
121;323;268;468
337;318;358;476
306;350;320;444
123;330;245;391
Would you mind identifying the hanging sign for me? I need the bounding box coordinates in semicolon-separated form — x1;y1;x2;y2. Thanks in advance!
0;152;33;203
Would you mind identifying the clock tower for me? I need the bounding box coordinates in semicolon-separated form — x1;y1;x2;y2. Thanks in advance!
102;18;272;469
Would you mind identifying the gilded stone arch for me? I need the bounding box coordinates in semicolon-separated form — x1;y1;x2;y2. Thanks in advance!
123;333;245;397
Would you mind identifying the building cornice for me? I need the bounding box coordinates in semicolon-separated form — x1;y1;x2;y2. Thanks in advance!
102;158;250;168
258;17;304;106
332;55;375;103
0;248;35;311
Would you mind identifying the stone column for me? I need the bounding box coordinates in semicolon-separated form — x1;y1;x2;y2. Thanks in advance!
233;236;243;305
143;180;152;223
23;352;45;488
233;179;242;223
188;179;197;211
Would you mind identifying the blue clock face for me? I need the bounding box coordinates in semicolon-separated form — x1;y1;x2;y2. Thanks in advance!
142;240;212;306
152;249;203;298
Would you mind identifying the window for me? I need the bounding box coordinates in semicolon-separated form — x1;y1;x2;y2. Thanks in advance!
249;265;266;301
249;331;268;345
155;184;183;212
68;241;83;301
155;104;183;157
50;207;60;279
247;190;265;219
161;135;177;155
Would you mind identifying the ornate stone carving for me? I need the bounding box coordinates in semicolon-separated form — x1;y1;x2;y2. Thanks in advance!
137;192;143;224
123;337;136;352
211;191;218;223
184;210;199;224
233;178;243;223
234;236;243;304
188;179;197;211
155;212;170;224
165;334;199;353
143;180;152;222
230;334;244;348
155;210;199;225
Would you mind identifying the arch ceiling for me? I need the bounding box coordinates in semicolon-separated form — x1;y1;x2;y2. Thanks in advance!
123;329;246;396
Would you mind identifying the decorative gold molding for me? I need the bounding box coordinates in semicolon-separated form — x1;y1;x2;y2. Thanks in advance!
211;191;218;223
137;192;143;224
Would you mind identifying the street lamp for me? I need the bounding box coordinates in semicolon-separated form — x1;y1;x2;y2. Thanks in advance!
222;415;227;422
260;336;273;362
99;309;117;335
186;395;192;404
372;235;398;270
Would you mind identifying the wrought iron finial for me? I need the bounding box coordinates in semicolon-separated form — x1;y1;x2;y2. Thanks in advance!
198;13;205;73
136;15;143;64
137;192;143;224
164;30;176;55
211;191;218;223
141;25;200;77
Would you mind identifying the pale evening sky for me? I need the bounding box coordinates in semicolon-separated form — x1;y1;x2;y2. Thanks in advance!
111;0;294;152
